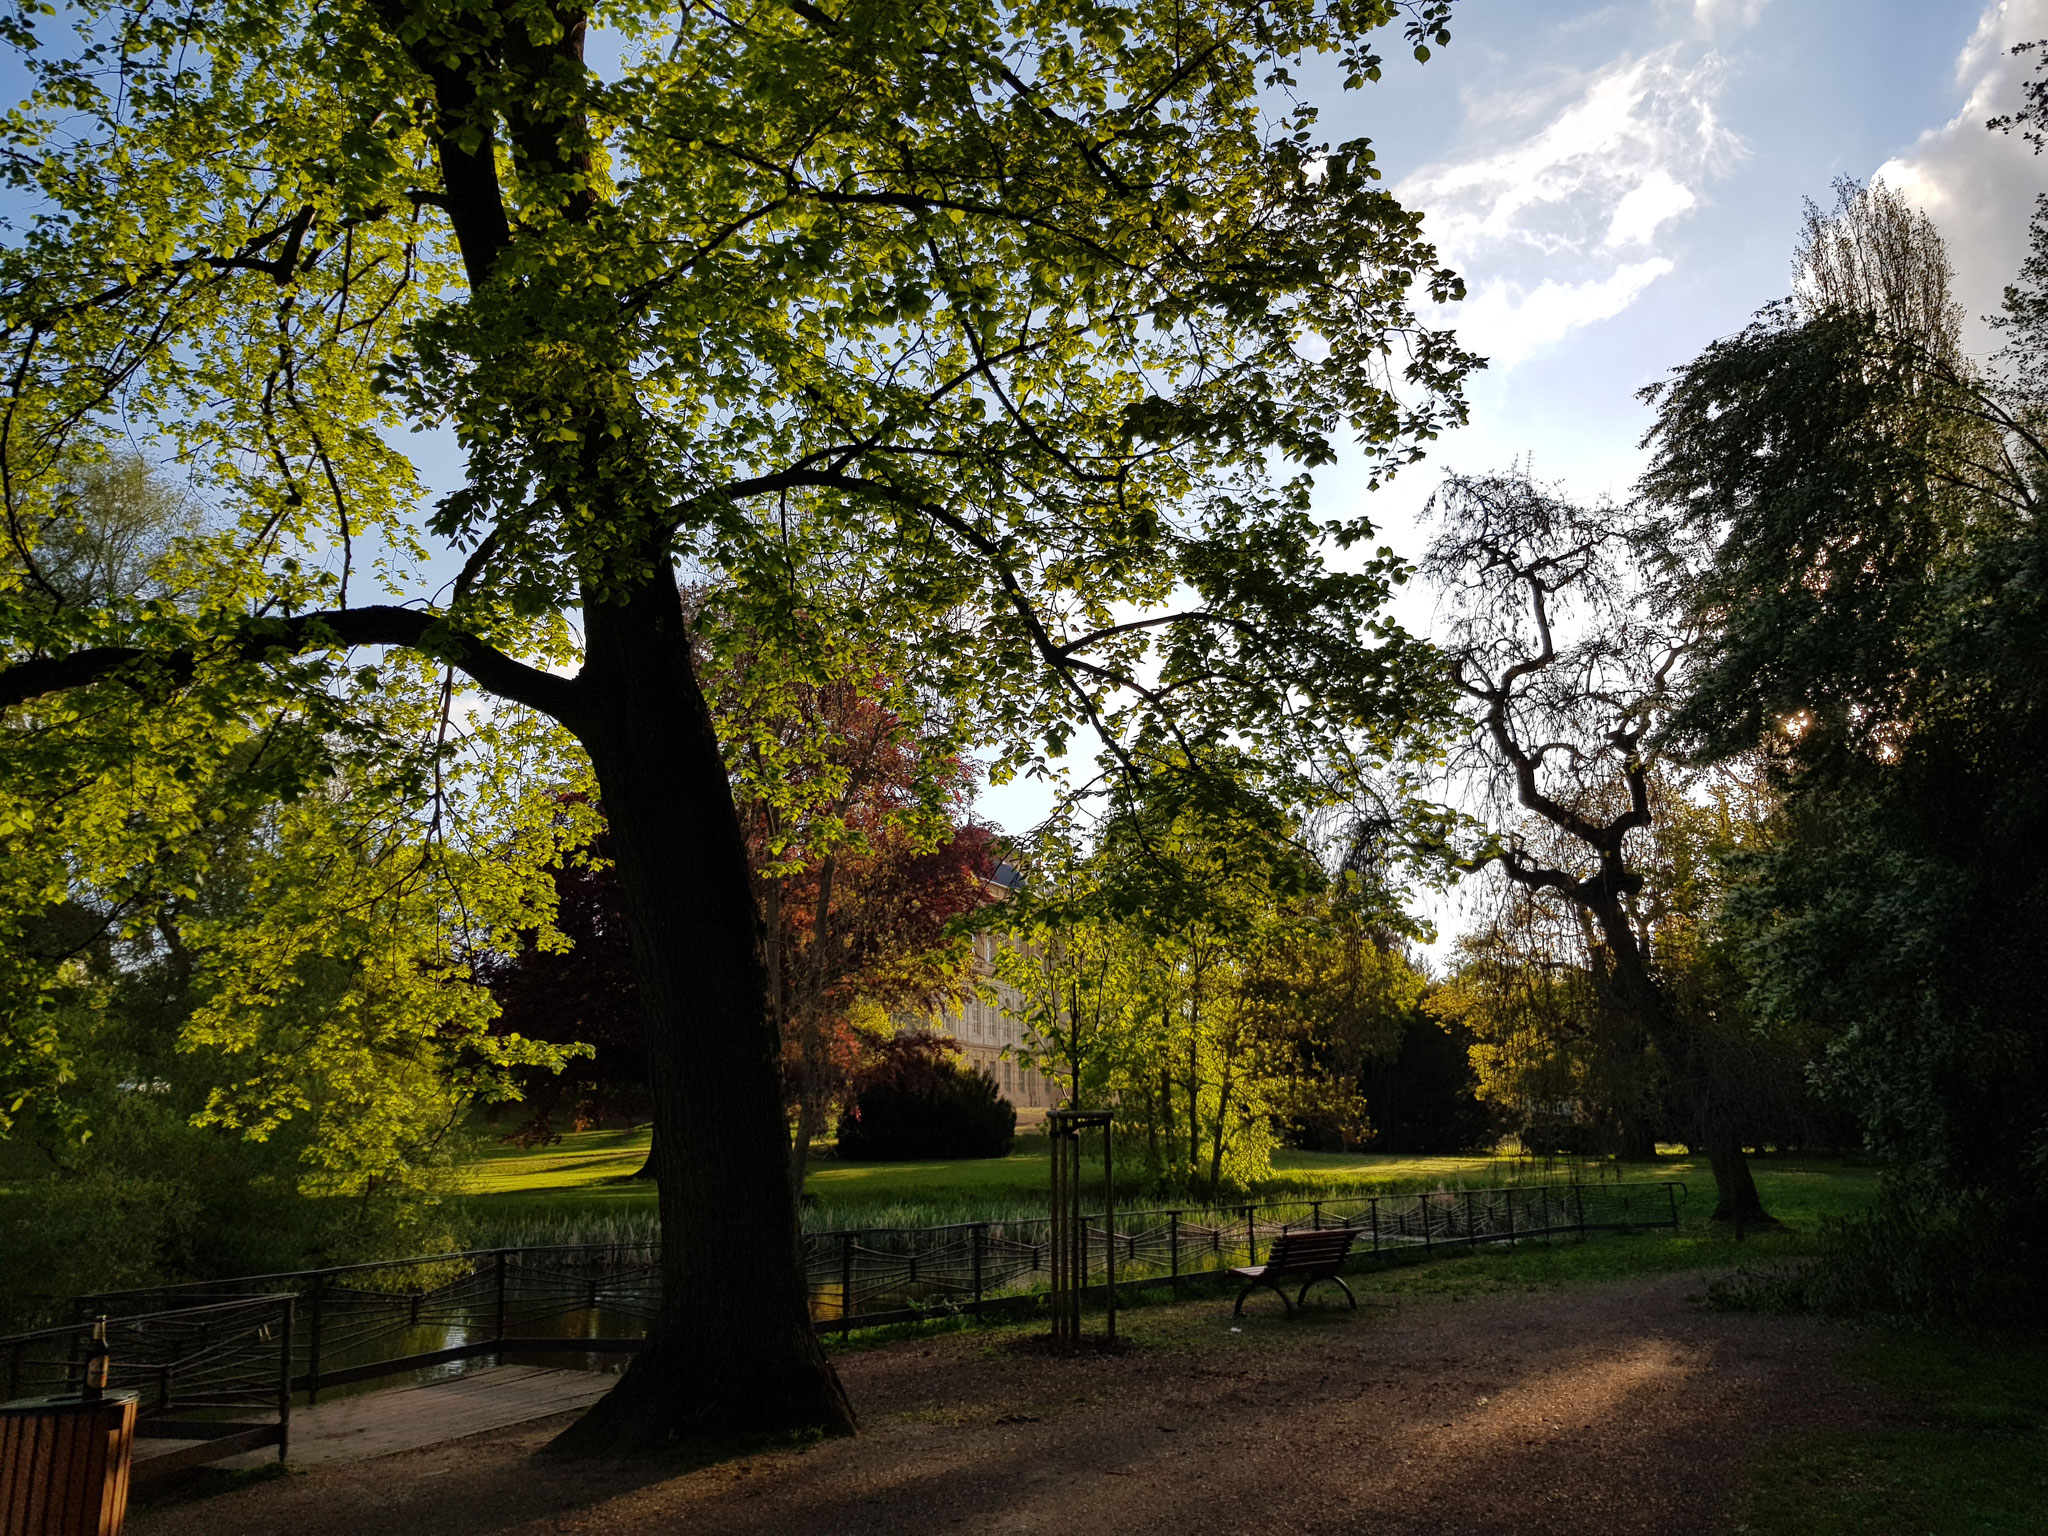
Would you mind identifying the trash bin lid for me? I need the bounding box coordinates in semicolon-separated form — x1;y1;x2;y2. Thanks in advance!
0;1390;141;1412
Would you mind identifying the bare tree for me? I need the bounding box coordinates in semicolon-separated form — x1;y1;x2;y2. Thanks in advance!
1423;469;1775;1226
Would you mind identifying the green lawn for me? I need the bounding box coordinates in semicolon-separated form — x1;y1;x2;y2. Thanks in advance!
456;1124;1624;1222
1741;1331;2048;1536
456;1123;1880;1265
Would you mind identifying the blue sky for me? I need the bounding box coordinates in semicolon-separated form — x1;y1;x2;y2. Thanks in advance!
1318;0;2044;527
981;0;2048;853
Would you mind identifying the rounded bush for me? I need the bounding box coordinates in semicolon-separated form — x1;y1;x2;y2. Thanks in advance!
836;1035;1016;1161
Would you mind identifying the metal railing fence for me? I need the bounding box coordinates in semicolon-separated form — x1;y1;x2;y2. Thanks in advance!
801;1179;1681;1328
1;1296;294;1480
7;1177;1681;1476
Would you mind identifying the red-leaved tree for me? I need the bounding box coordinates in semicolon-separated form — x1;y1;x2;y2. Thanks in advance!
483;676;997;1191
473;823;648;1147
727;672;997;1195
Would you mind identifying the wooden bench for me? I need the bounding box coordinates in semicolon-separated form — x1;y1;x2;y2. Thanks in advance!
1229;1228;1358;1317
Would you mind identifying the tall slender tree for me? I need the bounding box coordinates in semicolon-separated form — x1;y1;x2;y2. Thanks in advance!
1640;177;2048;1233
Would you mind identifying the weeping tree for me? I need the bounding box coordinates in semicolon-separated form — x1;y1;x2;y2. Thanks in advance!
1421;471;1776;1225
0;0;1469;1444
1639;174;2048;1250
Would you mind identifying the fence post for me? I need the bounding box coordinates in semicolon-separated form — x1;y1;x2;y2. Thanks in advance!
972;1224;986;1316
1311;1200;1322;1231
1103;1124;1117;1344
1245;1206;1256;1266
276;1296;295;1464
1423;1193;1433;1255
840;1233;854;1334
1574;1181;1587;1239
307;1274;324;1405
1370;1197;1380;1255
1169;1212;1180;1291
1464;1190;1476;1245
494;1250;509;1348
1505;1187;1517;1247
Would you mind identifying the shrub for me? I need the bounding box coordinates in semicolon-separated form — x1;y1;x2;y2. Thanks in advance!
1708;1190;2048;1326
835;1034;1015;1161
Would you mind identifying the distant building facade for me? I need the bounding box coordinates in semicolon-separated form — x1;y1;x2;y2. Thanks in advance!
906;864;1061;1121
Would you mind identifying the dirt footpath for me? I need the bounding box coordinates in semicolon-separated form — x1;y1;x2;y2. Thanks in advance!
132;1271;1891;1536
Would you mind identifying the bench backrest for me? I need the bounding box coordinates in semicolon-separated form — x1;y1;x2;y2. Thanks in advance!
1261;1228;1356;1272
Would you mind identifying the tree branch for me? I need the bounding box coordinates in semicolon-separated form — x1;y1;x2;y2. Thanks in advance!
1;605;582;724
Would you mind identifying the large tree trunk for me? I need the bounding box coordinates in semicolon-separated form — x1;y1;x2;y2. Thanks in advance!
1706;1132;1774;1230
551;571;854;1451
1590;894;1777;1229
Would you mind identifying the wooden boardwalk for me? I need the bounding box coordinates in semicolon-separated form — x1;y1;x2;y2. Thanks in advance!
136;1365;614;1472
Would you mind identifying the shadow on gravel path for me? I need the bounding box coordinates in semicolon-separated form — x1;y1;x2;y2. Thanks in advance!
130;1270;1892;1536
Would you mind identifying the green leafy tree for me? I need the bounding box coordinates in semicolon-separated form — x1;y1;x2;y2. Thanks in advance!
1433;766;1817;1166
1641;178;2048;1233
1000;777;1362;1195
0;0;1468;1441
1431;892;1658;1158
1221;853;1432;1156
1;676;592;1322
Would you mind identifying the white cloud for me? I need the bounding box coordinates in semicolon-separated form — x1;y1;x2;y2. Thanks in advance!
1406;52;1736;255
1876;0;2048;358
1688;0;1770;37
1399;44;1741;370
1606;169;1698;247
1454;260;1676;372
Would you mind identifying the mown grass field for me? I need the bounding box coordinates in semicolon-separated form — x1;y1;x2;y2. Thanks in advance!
455;1122;1879;1272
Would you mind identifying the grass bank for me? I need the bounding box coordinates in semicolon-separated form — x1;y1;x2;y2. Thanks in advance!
1742;1330;2048;1535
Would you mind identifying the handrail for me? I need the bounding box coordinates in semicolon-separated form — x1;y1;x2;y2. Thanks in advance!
2;1294;297;1348
76;1244;659;1303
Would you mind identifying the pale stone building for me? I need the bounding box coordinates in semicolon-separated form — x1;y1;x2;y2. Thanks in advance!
912;865;1061;1125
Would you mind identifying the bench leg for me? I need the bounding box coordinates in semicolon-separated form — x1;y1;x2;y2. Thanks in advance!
1235;1280;1293;1318
1296;1275;1358;1312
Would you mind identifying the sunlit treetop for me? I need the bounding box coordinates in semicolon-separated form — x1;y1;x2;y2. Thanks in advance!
0;0;1467;791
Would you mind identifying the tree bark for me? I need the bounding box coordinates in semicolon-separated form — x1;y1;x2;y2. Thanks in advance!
1206;1072;1233;1199
631;1124;660;1183
550;569;854;1451
1615;1116;1660;1162
1706;1132;1775;1229
788;1092;825;1205
1588;892;1777;1226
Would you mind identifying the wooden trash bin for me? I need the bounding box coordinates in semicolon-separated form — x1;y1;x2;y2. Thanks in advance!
0;1392;139;1536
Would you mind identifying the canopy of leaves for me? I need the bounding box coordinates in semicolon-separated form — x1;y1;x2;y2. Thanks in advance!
0;0;1471;1148
1641;185;2048;1202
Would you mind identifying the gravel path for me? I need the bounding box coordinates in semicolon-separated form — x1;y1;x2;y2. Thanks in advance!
131;1271;1891;1536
